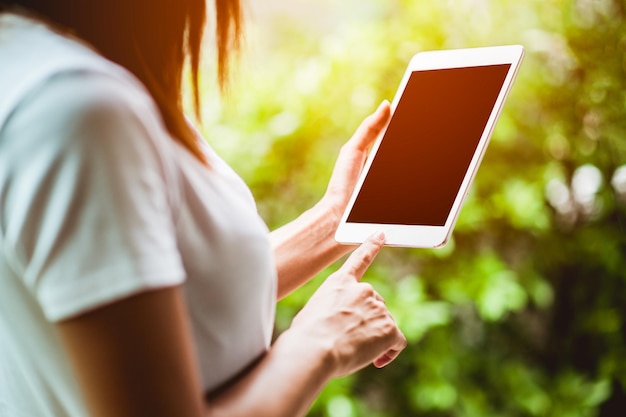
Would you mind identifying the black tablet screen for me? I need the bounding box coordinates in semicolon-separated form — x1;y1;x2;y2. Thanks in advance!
346;64;511;226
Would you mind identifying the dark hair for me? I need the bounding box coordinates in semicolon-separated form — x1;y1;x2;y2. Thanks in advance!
0;0;243;164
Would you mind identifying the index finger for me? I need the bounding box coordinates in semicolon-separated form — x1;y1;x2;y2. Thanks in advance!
340;232;386;281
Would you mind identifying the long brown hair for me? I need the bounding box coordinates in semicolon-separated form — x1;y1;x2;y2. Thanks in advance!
0;0;242;165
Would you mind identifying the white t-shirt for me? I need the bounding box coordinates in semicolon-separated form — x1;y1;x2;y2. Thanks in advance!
0;13;277;417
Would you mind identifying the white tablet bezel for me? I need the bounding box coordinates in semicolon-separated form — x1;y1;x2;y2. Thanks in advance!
335;45;524;248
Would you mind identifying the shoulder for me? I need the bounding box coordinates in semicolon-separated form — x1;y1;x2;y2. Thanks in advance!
0;12;184;225
21;69;166;145
0;12;168;149
0;60;182;240
0;15;188;322
1;68;175;186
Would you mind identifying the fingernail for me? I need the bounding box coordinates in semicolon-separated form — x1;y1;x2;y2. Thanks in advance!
374;354;392;368
372;231;386;243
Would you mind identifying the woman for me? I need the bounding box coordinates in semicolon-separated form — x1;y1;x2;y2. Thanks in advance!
0;1;406;416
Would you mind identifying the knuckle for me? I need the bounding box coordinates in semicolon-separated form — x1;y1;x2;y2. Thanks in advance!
364;123;378;138
339;264;354;278
381;320;397;335
392;324;408;348
367;298;385;311
339;142;351;155
359;250;374;266
359;282;375;297
362;113;377;128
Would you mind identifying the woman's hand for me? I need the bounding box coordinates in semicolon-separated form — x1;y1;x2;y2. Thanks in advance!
320;100;392;226
286;232;407;377
271;101;392;299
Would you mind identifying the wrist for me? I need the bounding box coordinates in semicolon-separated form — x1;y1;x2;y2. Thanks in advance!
273;327;336;383
309;197;347;248
311;197;355;259
313;195;343;231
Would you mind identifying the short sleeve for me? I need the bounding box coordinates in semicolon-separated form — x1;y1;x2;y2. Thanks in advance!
0;70;186;321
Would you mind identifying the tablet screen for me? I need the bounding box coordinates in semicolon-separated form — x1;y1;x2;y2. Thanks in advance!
346;64;511;226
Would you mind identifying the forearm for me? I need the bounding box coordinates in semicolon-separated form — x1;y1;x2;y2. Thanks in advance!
271;200;354;300
204;330;332;417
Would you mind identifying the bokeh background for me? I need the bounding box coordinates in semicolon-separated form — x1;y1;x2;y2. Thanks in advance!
193;0;626;416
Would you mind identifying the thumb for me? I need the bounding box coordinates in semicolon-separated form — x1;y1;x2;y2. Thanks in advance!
349;100;391;152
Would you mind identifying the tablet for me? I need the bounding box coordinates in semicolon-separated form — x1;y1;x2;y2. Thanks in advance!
335;45;524;248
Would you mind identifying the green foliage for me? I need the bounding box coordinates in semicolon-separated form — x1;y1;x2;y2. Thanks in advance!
197;0;626;415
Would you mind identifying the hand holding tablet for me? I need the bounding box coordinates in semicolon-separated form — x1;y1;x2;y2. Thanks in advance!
335;45;524;248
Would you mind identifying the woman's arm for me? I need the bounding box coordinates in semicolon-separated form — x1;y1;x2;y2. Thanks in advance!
57;287;206;417
271;101;391;299
57;234;405;417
